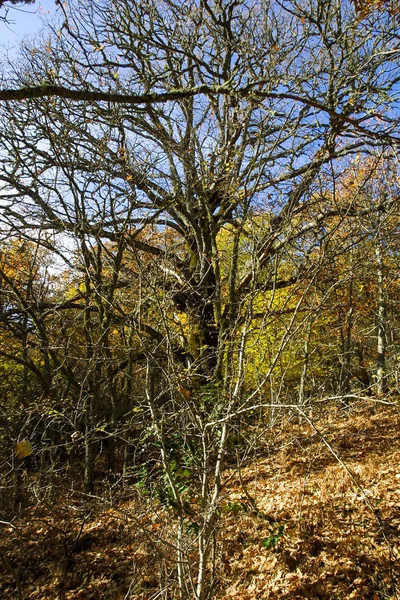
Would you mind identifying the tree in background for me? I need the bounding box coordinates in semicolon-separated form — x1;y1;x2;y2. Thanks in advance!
0;0;35;23
0;0;34;7
353;0;400;18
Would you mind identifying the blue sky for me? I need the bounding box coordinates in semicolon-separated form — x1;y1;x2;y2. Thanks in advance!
1;0;57;52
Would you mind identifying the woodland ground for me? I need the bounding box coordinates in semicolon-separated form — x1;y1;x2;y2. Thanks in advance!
1;400;399;599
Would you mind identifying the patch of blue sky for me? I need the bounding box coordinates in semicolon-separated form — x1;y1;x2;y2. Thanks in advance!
1;0;58;53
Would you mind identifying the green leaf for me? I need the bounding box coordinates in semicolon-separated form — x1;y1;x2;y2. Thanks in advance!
222;501;248;514
262;525;285;549
261;535;279;549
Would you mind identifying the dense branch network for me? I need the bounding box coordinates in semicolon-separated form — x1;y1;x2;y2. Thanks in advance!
0;84;398;145
0;3;400;555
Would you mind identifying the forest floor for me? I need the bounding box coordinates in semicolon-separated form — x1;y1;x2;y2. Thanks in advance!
1;399;400;599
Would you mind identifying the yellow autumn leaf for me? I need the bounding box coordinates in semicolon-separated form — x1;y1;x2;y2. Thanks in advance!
15;440;33;459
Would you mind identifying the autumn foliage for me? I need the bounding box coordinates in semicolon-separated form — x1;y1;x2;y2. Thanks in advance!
0;0;400;597
353;0;400;17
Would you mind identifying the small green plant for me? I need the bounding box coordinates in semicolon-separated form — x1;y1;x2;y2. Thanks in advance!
134;464;152;492
262;525;285;549
221;500;248;514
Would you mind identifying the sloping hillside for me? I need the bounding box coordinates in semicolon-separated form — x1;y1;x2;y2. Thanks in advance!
1;401;399;599
219;402;400;599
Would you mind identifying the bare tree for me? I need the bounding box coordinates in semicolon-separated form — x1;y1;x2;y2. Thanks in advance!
0;0;35;5
0;0;35;23
0;0;400;596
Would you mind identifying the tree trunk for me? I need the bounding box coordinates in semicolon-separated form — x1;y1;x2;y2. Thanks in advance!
338;252;354;396
84;397;95;493
375;240;387;395
299;317;313;405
